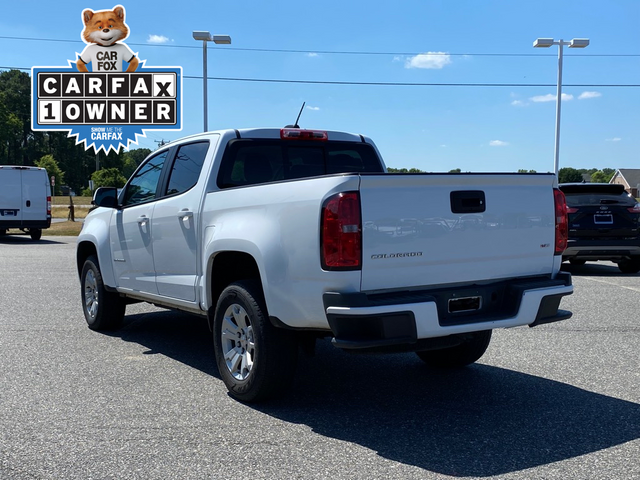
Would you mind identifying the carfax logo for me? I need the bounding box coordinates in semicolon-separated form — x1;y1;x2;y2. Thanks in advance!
31;5;182;153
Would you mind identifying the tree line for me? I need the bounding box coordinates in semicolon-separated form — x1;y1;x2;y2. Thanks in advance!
0;69;150;195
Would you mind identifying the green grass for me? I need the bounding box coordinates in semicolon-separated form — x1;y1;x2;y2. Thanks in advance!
52;196;91;205
51;206;91;219
46;221;83;236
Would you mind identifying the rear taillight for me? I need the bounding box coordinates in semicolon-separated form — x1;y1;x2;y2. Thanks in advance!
566;207;579;214
554;188;568;254
47;196;51;217
280;129;328;141
321;192;361;270
628;203;640;213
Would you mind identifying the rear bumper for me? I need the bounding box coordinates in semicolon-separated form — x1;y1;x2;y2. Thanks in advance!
323;273;573;351
563;238;640;260
0;219;51;229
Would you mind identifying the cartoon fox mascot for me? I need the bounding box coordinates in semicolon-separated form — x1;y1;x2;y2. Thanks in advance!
76;5;139;73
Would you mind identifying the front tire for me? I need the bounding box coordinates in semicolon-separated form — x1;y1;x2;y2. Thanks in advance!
416;330;492;368
80;255;125;330
213;280;298;402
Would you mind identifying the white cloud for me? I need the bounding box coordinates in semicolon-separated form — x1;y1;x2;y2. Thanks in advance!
511;100;528;107
392;56;403;62
531;94;556;103
405;52;452;69
606;137;622;142
530;93;573;102
147;34;170;44
306;106;320;111
306;52;319;58
489;140;509;147
579;91;601;100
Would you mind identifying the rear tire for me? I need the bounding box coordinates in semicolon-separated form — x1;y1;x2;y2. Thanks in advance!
618;259;640;274
80;255;125;330
213;280;298;402
569;258;586;266
416;330;492;368
29;229;42;241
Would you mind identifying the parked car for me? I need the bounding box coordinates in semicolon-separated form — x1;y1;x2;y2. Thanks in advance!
559;183;640;273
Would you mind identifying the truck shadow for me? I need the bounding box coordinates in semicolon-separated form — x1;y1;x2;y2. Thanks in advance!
268;340;640;476
109;311;640;477
112;309;220;378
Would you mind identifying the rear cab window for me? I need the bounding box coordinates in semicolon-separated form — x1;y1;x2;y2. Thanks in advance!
217;140;383;189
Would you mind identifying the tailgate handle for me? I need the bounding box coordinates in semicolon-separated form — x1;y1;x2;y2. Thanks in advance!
450;190;486;214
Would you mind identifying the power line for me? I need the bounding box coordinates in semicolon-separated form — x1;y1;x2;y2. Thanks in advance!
2;66;638;87
1;35;639;57
190;76;640;88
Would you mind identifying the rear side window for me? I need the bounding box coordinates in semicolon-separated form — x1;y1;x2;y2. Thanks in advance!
217;140;383;188
166;141;209;196
122;150;169;206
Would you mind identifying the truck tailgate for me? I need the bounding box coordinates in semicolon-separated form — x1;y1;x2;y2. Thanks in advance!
360;173;557;292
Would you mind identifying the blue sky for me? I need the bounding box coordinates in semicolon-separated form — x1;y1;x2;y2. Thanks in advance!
2;0;638;172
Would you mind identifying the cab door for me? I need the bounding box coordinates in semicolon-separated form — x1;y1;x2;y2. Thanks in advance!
110;150;170;294
151;139;213;301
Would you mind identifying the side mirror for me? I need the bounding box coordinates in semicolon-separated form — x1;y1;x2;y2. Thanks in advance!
92;187;119;208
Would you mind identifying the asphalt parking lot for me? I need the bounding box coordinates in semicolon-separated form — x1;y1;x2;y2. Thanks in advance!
1;235;638;479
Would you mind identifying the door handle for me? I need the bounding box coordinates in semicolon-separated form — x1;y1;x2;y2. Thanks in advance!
137;215;149;225
178;209;193;219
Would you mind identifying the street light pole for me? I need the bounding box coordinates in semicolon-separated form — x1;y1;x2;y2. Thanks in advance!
533;38;589;175
192;31;232;133
553;40;564;177
202;38;208;132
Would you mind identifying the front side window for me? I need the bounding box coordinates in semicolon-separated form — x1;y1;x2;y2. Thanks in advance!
166;142;209;196
122;150;168;206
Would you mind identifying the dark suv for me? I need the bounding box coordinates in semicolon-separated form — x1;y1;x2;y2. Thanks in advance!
559;183;640;273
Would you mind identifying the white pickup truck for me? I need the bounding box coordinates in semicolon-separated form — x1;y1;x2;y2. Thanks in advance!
77;127;573;402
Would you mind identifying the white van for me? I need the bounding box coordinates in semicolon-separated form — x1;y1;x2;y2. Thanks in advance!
0;166;52;240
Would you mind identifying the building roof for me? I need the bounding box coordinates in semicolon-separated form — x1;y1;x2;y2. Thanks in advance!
615;169;640;188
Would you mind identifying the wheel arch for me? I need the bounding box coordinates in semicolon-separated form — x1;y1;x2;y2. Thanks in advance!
207;251;263;329
77;240;98;278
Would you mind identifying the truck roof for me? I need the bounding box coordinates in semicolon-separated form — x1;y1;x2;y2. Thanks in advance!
161;128;366;147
